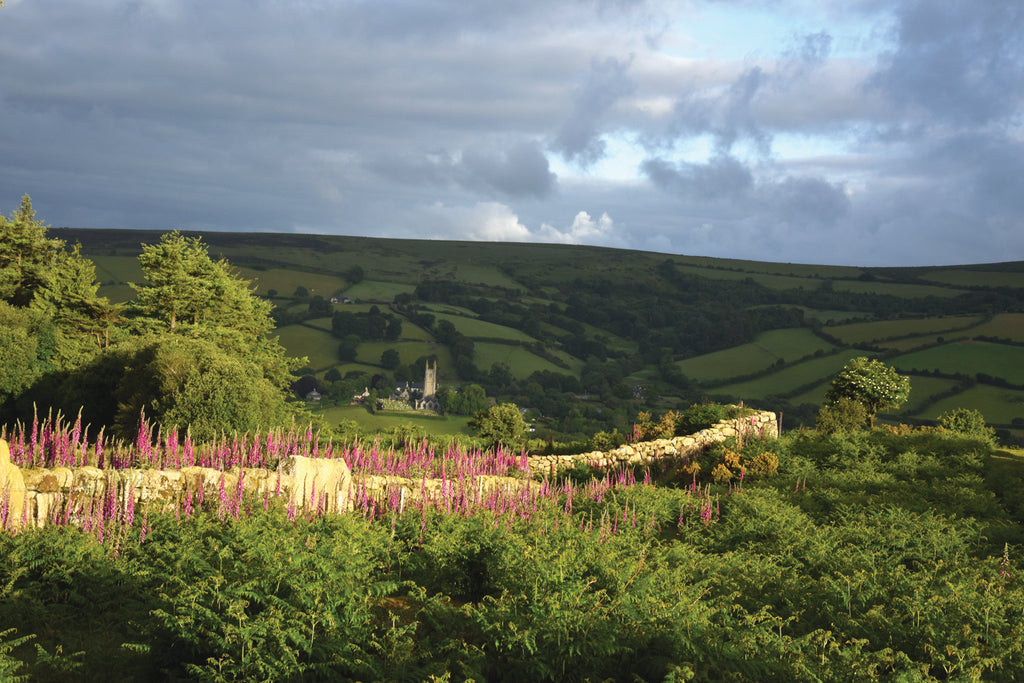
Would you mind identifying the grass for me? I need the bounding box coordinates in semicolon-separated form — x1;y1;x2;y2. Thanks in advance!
878;332;974;352
915;384;1024;424
892;341;1024;385
342;280;417;302
356;341;453;370
679;328;834;382
714;349;870;400
90;255;143;283
898;375;963;414
274;324;340;370
235;267;348;298
453;264;524;289
923;269;1024;289
431;312;538;342
966;313;1024;342
472;342;578;379
315;404;473;436
824;316;984;345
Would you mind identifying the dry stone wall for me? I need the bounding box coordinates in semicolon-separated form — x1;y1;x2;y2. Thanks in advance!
1;441;352;530
1;409;777;529
528;410;778;477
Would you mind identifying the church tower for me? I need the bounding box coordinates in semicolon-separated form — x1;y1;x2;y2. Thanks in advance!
423;360;437;398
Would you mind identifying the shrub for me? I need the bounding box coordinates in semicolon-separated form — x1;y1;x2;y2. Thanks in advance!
937;408;996;445
675;403;729;436
746;451;779;476
816;397;868;434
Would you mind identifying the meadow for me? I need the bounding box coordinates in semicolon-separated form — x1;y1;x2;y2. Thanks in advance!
677;328;835;383
892;342;1024;385
715;350;870;401
2;419;1021;681
56;228;1024;434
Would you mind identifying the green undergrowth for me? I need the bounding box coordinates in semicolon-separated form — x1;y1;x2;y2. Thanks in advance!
1;430;1022;681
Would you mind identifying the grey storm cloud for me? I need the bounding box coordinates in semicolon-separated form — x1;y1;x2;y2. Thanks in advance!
0;0;1022;266
870;0;1024;126
666;66;772;155
553;56;637;167
641;155;754;201
458;141;557;198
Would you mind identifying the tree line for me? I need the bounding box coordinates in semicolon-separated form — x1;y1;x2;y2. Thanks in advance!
1;196;305;441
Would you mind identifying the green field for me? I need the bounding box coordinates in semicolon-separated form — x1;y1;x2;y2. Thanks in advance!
473;342;578;378
235;268;348;297
878;332;974;352
915;384;1024;424
274;324;340;369
715;350;870;400
314;404;472;436
967;313;1024;342
892;342;1024;384
342;280;416;302
898;375;962;414
432;312;537;342
678;328;834;382
90;255;144;283
356;341;453;371
825;316;983;344
921;269;1024;289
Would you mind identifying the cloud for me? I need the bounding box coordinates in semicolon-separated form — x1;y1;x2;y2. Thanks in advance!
553;56;636;167
538;210;618;244
641;154;754;200
870;1;1024;127
458;140;557;198
1;0;1023;267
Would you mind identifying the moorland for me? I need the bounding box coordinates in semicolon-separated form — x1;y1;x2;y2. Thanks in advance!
52;225;1024;444
1;200;1023;680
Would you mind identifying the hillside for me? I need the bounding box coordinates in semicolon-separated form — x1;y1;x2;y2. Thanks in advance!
54;228;1024;441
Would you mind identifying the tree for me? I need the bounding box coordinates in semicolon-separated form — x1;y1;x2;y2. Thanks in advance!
938;408;996;444
0;195;63;307
129;232;299;389
0;196;116;369
380;348;401;369
469;402;527;451
824;357;910;428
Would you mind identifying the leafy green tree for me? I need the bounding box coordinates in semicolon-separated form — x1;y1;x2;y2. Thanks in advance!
1;196;115;367
469;402;527;450
110;336;293;441
380;348;400;369
338;334;360;362
0;302;57;409
0;195;63;307
815;396;868;434
824;357;910;427
130;231;298;388
938;407;996;444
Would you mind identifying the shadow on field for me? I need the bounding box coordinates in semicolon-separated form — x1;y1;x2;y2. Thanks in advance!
987;449;1024;523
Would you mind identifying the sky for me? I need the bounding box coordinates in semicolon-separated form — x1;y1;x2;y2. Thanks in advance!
1;1;1022;267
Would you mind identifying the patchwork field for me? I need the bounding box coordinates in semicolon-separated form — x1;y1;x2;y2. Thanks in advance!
342;280;417;302
714;350;870;400
916;384;1024;425
824;316;984;345
921;269;1024;289
315;405;472;436
892;342;1024;384
356;341;452;370
472;342;579;379
677;328;835;382
967;313;1024;341
235;268;348;297
274;324;340;370
898;375;963;414
431;312;537;342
